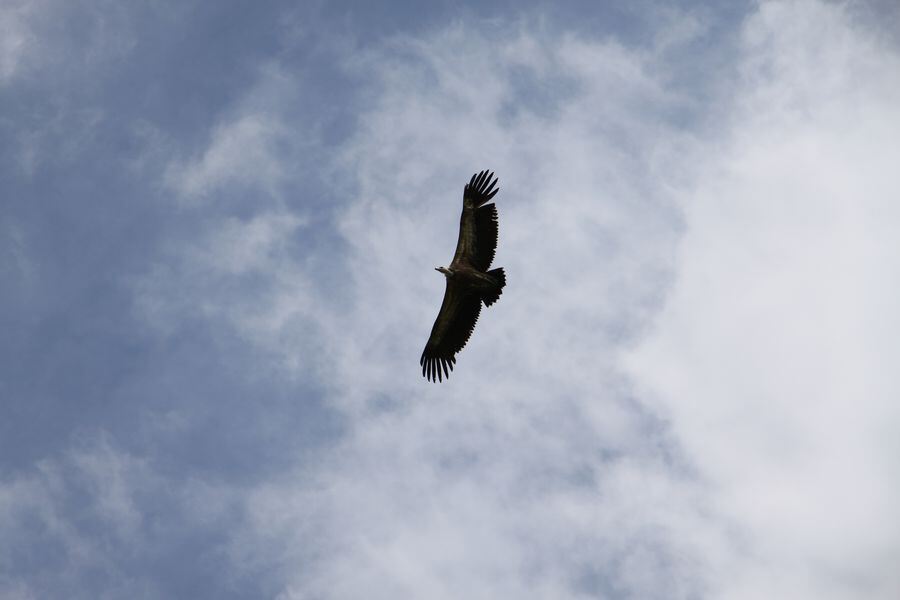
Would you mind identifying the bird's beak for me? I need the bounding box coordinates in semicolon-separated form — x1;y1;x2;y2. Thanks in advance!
434;267;441;272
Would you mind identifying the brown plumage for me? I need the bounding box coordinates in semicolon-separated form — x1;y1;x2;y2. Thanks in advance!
420;170;506;382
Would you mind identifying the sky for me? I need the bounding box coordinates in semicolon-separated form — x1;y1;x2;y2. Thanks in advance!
2;0;900;598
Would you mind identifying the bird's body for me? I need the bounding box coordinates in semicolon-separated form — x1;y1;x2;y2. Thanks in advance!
421;170;506;382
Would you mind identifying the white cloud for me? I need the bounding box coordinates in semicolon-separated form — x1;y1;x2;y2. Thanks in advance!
162;63;319;204
627;1;900;599
163;113;290;201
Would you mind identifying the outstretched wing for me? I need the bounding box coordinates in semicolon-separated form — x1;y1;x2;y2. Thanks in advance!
420;280;482;382
452;170;499;269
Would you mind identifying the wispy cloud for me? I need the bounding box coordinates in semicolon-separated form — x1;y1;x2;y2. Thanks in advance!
0;435;154;597
164;113;290;201
0;0;140;85
134;209;318;370
0;1;34;83
160;61;327;205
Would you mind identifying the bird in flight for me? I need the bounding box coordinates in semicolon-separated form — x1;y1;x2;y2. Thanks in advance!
420;170;506;382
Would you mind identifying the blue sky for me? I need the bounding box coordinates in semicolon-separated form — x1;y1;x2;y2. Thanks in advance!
2;1;900;598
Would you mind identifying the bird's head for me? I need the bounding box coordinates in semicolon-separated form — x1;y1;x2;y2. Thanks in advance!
435;266;454;278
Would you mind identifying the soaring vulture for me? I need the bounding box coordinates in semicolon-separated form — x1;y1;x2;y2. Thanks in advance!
420;170;506;382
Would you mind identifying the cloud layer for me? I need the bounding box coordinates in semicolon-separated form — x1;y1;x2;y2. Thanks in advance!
2;1;898;598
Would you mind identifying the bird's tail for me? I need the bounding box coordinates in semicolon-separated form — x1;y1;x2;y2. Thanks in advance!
482;268;506;307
